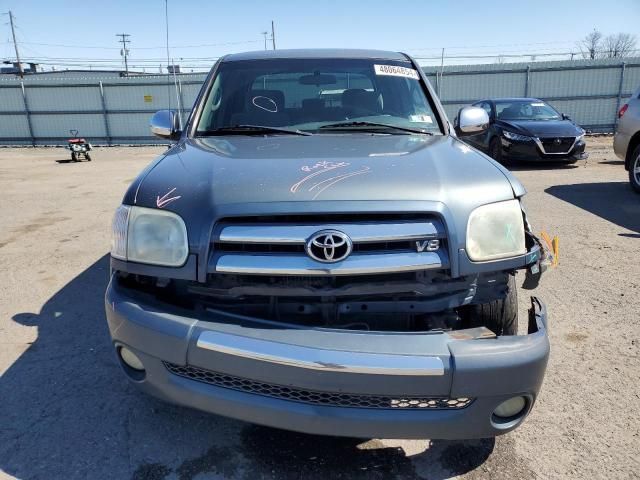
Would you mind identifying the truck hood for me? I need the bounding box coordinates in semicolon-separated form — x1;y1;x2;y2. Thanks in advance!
131;134;519;213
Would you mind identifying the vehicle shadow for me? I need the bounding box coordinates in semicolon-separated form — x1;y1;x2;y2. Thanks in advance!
55;159;88;164
507;162;579;172
1;255;503;480
546;182;640;234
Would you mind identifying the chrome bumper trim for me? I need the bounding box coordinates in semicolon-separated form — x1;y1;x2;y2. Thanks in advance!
196;330;446;376
213;251;446;275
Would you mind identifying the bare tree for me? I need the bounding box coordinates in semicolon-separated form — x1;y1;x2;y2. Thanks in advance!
602;33;637;58
578;30;603;59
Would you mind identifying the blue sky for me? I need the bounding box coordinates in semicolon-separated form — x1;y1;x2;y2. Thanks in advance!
2;0;639;71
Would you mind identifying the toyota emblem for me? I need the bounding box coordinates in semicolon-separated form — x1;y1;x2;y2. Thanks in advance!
305;230;353;263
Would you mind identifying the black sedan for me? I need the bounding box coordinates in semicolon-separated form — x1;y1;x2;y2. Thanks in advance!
463;98;588;164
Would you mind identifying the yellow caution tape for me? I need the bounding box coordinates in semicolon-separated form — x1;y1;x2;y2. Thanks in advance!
540;231;559;268
552;236;559;266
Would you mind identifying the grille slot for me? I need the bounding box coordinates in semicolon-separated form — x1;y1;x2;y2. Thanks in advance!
164;362;472;410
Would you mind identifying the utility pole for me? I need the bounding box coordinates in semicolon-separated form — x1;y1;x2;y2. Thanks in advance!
116;33;131;75
261;31;268;50
271;20;276;50
8;11;23;78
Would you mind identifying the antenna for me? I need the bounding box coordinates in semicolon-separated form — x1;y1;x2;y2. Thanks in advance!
165;0;172;111
8;11;23;78
116;33;131;75
171;58;182;129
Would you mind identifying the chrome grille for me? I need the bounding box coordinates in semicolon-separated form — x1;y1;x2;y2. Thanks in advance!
209;215;448;276
164;362;472;410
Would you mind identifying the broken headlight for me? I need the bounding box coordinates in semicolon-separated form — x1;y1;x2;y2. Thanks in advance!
466;200;526;261
110;205;188;267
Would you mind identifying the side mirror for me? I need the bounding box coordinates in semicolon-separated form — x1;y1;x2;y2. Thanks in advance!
561;113;571;121
150;110;180;139
455;106;490;136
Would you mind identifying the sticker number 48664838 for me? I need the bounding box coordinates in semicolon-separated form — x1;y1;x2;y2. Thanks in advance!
374;64;419;80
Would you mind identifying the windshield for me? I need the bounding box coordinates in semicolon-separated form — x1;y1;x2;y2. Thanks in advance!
195;58;441;135
495;100;560;121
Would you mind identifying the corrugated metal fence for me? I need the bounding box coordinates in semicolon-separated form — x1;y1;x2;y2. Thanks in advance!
1;56;639;145
423;57;640;132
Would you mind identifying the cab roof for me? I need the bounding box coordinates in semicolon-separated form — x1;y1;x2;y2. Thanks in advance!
223;49;410;62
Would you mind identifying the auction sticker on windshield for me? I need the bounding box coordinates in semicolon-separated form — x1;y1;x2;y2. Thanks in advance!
374;64;419;80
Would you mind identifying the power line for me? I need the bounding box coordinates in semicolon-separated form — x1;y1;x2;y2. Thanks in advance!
12;39;260;50
407;40;579;52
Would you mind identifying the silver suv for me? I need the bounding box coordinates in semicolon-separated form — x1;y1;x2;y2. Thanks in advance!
614;85;640;192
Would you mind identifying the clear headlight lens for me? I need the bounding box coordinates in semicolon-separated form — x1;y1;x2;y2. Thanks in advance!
110;205;130;260
502;130;532;142
110;205;188;266
466;200;526;261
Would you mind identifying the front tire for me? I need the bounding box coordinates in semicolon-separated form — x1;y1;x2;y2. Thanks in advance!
71;152;77;162
466;274;518;336
489;137;504;164
85;153;92;162
630;145;640;193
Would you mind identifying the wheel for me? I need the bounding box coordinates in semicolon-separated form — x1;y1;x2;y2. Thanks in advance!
85;153;92;162
71;152;77;162
630;145;640;193
465;274;518;336
489;137;504;164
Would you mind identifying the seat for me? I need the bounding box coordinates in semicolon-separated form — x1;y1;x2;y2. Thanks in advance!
230;89;290;127
300;98;329;122
342;89;382;117
498;105;521;120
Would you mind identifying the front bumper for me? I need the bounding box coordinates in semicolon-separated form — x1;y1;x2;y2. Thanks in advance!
105;278;550;439
613;131;630;164
500;136;587;162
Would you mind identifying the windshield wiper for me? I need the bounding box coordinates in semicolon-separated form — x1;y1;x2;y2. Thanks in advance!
318;121;432;135
197;125;312;136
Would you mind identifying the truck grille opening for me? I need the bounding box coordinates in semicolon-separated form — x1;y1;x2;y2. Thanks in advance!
188;270;479;331
164;362;473;410
116;269;510;332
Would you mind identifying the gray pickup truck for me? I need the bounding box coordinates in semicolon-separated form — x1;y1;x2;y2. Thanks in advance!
106;49;551;439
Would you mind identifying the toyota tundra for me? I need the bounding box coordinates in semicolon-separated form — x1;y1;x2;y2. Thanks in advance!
106;49;551;439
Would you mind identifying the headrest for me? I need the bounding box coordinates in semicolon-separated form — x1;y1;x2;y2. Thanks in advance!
342;89;381;113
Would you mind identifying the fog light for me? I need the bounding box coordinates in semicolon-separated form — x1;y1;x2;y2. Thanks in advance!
119;347;144;371
493;396;526;418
